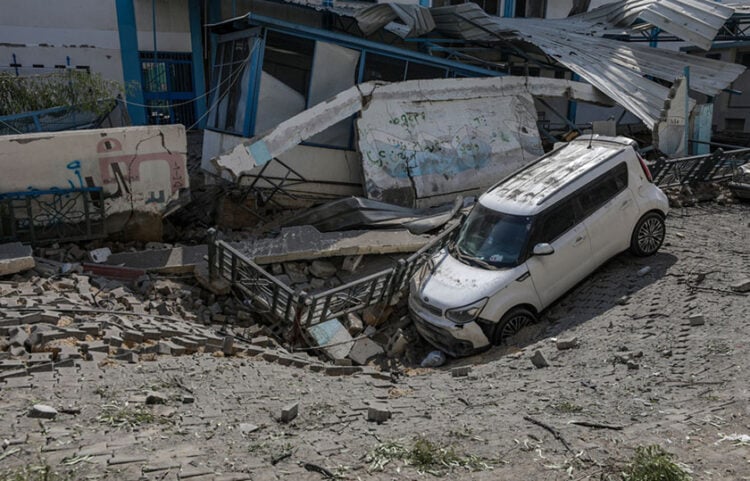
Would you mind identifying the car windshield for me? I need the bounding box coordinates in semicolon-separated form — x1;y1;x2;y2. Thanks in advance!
453;204;533;268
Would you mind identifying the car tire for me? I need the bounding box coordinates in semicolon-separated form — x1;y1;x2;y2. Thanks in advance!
491;307;537;344
630;211;665;257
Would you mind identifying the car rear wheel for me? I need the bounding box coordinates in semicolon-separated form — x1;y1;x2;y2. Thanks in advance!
630;212;665;257
491;307;536;344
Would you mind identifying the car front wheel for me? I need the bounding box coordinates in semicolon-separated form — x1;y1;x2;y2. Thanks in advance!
630;211;665;256
491;307;536;344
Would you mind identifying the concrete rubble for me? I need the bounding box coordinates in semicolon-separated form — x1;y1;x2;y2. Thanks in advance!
0;242;35;277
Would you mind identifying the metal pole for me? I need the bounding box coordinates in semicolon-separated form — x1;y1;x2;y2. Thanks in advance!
152;0;159;124
684;66;690;156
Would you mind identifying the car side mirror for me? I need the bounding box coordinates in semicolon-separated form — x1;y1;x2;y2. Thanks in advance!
533;243;555;256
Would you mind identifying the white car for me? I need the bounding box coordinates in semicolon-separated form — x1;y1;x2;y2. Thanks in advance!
409;136;669;357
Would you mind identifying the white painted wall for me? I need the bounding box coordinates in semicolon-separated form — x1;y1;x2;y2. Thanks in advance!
0;0;191;87
0;125;189;225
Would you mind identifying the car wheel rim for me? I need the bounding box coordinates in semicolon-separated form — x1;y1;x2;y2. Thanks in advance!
637;217;664;254
501;314;532;339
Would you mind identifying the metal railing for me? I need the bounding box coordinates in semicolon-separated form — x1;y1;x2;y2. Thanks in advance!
208;222;460;328
0;187;106;244
650;148;750;187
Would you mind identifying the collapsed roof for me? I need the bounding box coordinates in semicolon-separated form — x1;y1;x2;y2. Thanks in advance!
355;0;746;130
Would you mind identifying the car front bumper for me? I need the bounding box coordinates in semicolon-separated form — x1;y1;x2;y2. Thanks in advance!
408;295;490;357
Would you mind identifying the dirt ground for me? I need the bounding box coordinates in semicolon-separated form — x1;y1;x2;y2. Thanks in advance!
1;202;748;481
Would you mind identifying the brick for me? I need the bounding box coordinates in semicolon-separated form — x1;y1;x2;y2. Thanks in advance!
28;404;57;419
324;366;362;376
451;366;471;377
280;402;299;423
556;337;579;350
157;341;186;356
172;337;199;350
122;330;144;343
367;404;391;423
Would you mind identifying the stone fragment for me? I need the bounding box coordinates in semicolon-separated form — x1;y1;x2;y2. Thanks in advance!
556;337;578;350
309;260;337;279
29;404;57;419
221;336;235;356
145;391;168;405
341;255;363;273
730;278;750;293
239;423;259;434
386;329;408;357
88;247;112;264
344;313;364;337
280;402;299;423
0;242;35;277
367;404;391;423
451;366;471;377
307;319;352;361
362;304;392;327
348;338;383;365
530;350;549;368
8;326;28;348
324;365;362;376
182;395;195;404
637;266;651;277
688;314;705;326
122;330;144;344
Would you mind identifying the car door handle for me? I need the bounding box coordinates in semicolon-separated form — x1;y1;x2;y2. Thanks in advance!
620;199;631;209
574;235;586;245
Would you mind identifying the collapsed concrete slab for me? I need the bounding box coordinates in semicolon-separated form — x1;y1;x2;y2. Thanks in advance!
104;245;207;274
0;242;35;276
211;77;612;208
231;225;431;264
0;125;189;241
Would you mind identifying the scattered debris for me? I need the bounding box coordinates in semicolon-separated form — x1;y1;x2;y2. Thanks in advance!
280;402;299;423
420;350;446;368
0;242;35;276
530;350;549;368
367;404;392;423
28;404;58;419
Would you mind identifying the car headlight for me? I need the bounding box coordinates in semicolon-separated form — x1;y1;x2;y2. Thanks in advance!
445;298;488;324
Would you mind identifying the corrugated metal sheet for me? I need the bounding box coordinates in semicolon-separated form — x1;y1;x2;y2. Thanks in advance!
430;3;746;129
574;0;735;51
355;4;435;38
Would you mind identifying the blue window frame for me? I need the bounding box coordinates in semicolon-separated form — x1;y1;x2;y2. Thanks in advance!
139;51;196;126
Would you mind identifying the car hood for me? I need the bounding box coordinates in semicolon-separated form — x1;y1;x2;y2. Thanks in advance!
416;252;521;309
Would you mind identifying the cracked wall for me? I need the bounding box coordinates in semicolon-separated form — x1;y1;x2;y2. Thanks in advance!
0;125;189;234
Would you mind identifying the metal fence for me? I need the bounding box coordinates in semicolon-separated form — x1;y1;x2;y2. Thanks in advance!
208;222;460;329
0;187;106;244
650;148;750;187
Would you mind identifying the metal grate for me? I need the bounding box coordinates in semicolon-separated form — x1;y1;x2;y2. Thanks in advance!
0;187;106;244
650;148;750;187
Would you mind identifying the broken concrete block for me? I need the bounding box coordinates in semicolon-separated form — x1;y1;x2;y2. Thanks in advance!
194;263;231;296
730;278;750;293
324;365;362;376
344;313;364;337
283;263;308;284
307;319;352;361
89;247;112;264
0;243;34;277
29;404;58;419
182;395;195;404
145;391;168;405
8;326;28;348
367;404;391;423
688;314;705;326
451;366;471;377
239;423;259;434
250;336;275;348
222;336;234;356
122;330;144;344
310;260;337;279
280;402;299;423
172;337;200;351
234;226;430;264
530;350;549;368
341;255;363;273
386;329;409;357
637;266;651;277
348;338;384;365
556;337;578;350
157;341;186;356
104;245;207;274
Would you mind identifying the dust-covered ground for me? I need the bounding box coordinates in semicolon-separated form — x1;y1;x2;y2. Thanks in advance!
1;203;748;481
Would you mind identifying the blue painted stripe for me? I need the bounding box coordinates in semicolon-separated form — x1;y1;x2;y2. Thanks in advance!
188;0;208;128
115;0;147;125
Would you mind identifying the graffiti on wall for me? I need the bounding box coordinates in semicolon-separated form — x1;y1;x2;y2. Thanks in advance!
357;94;543;208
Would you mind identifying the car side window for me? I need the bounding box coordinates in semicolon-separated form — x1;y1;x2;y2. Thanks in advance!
577;163;628;218
534;198;579;244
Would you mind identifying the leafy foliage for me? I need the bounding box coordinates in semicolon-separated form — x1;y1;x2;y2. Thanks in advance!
367;436;492;475
621;445;691;481
0;70;122;116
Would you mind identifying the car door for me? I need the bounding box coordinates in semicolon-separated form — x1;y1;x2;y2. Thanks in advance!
579;162;639;266
526;196;592;307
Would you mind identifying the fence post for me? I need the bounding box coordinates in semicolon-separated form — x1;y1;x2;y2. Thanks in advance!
207;228;217;281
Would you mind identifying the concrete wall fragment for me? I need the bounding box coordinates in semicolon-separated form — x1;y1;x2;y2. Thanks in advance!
0;125;189;234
